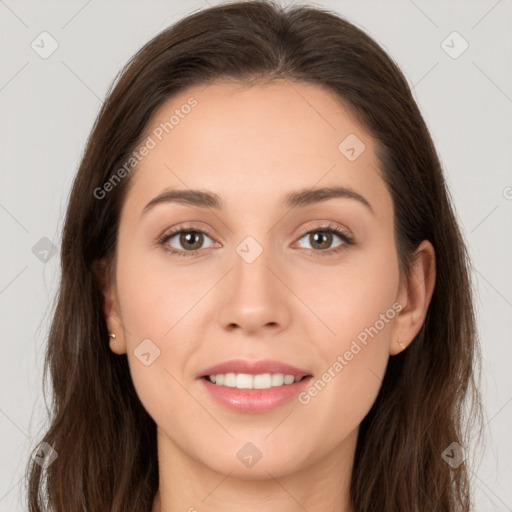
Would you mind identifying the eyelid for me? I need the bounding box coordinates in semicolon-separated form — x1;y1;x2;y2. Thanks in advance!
158;220;354;257
159;220;352;242
159;222;224;244
294;220;353;240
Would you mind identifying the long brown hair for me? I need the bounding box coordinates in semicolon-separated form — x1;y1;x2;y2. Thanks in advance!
26;1;483;510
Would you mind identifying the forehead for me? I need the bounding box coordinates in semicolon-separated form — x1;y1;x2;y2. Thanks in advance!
124;80;390;217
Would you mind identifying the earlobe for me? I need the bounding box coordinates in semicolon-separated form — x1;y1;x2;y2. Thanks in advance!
104;284;128;355
390;240;436;356
95;259;127;354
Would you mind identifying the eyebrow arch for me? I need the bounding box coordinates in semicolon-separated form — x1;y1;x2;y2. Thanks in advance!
284;185;374;214
141;185;374;217
142;189;224;217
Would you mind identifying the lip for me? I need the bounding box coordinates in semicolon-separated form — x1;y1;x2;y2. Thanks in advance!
200;375;313;414
198;358;312;378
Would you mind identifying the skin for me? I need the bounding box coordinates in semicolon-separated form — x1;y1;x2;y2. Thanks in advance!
102;80;436;512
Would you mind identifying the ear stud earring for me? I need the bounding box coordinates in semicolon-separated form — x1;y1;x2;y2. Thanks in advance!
397;339;406;350
109;333;116;345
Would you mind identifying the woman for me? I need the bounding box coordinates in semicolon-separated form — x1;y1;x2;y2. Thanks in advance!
26;1;483;510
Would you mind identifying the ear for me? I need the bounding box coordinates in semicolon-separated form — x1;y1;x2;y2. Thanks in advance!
95;259;127;355
390;240;436;355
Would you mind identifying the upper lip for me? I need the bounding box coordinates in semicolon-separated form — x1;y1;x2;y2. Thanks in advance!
198;359;312;378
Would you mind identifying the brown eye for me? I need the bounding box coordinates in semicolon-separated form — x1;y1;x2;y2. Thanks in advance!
178;231;204;251
162;229;215;254
308;231;334;250
297;228;349;253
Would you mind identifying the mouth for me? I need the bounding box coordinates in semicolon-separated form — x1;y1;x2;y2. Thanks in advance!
197;359;313;413
202;372;310;390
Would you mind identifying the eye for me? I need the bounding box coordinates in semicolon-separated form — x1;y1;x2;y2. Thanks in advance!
295;223;354;256
159;225;216;257
158;222;354;258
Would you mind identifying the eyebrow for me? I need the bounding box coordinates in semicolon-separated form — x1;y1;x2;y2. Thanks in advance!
141;185;374;217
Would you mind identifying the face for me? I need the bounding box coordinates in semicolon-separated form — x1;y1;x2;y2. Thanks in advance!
105;80;417;479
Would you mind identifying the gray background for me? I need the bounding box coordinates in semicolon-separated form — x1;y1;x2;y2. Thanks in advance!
1;0;511;510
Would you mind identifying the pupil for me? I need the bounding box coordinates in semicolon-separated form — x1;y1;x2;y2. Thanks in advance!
182;231;202;249
178;231;334;251
312;232;331;249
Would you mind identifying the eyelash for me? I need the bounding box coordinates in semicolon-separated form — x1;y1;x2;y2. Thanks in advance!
158;222;355;259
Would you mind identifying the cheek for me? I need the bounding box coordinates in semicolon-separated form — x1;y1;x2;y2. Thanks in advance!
293;242;399;427
295;345;388;455
115;248;202;439
115;240;204;339
296;237;400;346
114;241;213;419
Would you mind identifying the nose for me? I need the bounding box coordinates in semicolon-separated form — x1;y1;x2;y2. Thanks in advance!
216;240;292;336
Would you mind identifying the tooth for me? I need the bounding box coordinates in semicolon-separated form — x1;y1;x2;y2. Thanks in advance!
236;373;254;389
271;373;285;386
253;373;272;389
224;373;236;387
283;374;295;385
209;372;306;389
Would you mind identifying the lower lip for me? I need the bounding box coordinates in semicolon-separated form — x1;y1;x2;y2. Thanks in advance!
199;376;313;413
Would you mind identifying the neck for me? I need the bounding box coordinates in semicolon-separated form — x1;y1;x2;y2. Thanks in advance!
151;427;357;512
